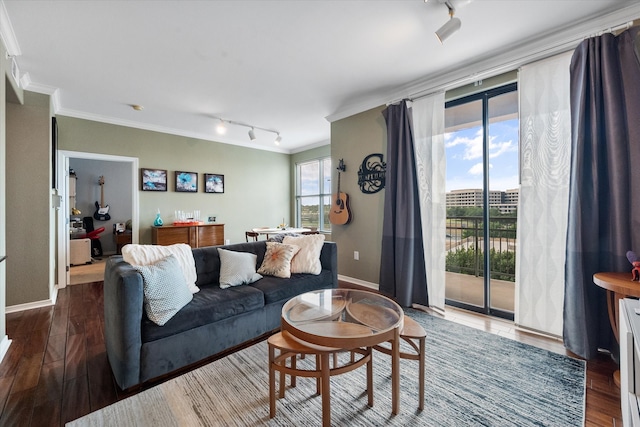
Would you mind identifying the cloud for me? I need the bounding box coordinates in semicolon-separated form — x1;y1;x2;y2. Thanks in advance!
445;128;516;162
445;128;483;161
468;162;492;175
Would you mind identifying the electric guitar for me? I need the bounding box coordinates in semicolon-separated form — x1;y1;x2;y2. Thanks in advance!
94;176;111;221
329;159;352;225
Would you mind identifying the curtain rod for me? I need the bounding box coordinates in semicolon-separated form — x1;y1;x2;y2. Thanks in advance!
388;19;637;106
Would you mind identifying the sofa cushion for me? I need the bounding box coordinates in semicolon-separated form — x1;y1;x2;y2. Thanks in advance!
249;269;335;305
258;242;300;278
218;248;262;289
134;255;193;326
141;284;265;343
283;234;325;275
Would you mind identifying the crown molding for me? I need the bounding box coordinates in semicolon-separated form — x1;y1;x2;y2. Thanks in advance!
0;1;21;56
20;72;58;95
55;107;292;154
290;139;330;154
325;3;640;123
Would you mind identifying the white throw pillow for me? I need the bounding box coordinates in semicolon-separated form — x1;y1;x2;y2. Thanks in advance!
283;234;325;275
218;248;263;289
122;243;199;293
134;255;193;326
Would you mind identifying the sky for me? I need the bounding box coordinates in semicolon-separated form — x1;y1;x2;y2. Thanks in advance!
445;118;519;192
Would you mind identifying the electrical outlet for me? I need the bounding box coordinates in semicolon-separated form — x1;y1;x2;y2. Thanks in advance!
354;251;359;261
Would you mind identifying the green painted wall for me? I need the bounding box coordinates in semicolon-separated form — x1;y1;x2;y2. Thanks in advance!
331;106;386;286
58;117;293;245
6;91;51;306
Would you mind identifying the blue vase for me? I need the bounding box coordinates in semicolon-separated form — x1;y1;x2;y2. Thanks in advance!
154;212;163;226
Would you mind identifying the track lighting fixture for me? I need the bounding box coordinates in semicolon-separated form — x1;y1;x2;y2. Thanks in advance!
212;116;281;145
435;1;461;43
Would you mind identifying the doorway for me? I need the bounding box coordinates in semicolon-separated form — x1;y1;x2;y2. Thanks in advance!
57;151;139;288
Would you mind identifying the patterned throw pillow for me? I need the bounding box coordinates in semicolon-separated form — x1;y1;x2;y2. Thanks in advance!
283;234;325;275
258;242;300;278
218;248;263;289
134;255;193;326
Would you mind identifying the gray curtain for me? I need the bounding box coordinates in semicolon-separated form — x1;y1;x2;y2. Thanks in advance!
379;101;429;307
564;27;640;360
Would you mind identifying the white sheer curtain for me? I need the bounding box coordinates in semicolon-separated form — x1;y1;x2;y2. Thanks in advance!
516;51;572;336
412;93;446;311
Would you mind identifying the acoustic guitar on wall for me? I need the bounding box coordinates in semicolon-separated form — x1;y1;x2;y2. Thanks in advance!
94;176;111;221
329;159;352;225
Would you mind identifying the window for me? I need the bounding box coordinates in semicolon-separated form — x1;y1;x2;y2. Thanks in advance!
296;158;331;232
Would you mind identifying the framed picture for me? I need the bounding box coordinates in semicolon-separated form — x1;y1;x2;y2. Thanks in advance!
176;171;198;192
204;173;224;193
141;168;168;191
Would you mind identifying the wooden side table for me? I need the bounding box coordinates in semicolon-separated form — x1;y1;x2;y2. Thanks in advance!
593;272;640;387
113;231;132;254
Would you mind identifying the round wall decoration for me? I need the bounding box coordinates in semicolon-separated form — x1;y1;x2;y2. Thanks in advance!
357;153;386;194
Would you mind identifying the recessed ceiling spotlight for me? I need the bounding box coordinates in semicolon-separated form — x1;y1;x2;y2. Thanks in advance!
131;104;144;111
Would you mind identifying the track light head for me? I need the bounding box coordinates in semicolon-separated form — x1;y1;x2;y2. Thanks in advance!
274;134;282;145
216;119;227;134
435;2;461;43
248;128;256;141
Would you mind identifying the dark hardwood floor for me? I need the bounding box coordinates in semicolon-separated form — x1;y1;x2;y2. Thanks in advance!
0;281;621;426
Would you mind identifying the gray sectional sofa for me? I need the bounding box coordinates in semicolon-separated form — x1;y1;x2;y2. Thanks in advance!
103;240;338;390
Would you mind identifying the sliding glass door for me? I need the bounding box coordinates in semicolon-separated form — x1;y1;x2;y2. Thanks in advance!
444;83;518;319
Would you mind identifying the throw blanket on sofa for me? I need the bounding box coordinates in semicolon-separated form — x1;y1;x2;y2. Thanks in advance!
122;243;199;293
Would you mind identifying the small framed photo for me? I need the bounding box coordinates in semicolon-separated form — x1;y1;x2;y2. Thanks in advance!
175;171;198;192
141;168;167;191
205;173;224;193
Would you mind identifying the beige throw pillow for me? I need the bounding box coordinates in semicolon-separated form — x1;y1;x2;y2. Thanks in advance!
258;242;300;278
283;234;325;275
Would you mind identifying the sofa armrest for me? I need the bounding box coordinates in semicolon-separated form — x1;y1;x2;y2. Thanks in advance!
103;256;144;389
320;241;338;289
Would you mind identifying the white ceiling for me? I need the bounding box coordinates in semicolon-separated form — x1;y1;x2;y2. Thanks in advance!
2;1;639;153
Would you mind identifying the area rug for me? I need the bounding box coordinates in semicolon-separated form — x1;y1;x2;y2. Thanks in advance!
68;308;585;426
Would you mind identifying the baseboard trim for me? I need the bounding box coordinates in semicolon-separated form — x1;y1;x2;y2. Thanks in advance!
6;298;55;314
0;335;12;365
337;275;378;291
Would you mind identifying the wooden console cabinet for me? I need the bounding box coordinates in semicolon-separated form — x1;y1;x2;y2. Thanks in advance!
152;223;224;248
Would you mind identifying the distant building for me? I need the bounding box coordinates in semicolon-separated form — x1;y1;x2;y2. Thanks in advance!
447;188;518;214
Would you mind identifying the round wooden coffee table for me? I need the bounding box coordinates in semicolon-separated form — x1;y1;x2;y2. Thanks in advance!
279;289;404;426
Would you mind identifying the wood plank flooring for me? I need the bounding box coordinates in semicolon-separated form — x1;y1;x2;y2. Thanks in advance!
0;281;622;426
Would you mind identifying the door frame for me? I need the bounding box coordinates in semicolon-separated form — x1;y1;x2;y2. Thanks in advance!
56;151;139;289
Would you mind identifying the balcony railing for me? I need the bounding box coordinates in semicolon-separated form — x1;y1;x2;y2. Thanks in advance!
445;216;517;282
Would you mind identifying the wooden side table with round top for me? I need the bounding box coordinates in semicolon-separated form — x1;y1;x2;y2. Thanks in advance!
593;272;640;387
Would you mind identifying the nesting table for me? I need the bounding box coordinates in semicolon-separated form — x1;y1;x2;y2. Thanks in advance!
269;289;404;426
